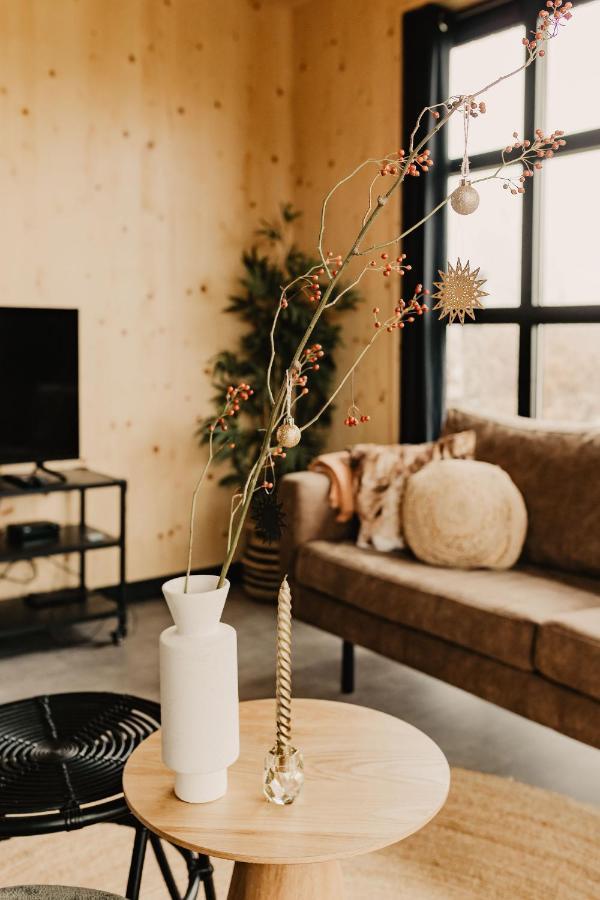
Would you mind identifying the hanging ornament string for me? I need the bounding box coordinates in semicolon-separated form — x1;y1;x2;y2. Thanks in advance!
451;96;480;216
276;370;302;448
344;367;370;427
285;368;294;422
461;98;471;182
350;370;359;420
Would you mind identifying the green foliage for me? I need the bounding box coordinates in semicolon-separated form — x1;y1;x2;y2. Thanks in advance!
197;205;361;487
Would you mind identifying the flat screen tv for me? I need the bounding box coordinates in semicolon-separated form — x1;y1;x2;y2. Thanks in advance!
0;307;79;465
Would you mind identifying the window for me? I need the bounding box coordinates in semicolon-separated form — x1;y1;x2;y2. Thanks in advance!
443;0;600;422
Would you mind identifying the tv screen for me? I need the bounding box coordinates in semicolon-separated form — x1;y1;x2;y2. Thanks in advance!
0;307;79;465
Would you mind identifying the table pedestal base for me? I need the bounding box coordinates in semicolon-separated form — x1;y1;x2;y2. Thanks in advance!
227;859;345;899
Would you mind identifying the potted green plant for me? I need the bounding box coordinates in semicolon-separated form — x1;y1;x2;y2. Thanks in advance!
197;204;360;599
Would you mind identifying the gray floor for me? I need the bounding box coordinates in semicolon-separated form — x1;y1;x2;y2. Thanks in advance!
1;587;599;806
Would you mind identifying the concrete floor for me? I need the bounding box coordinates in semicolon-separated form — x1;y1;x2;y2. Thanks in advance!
0;587;598;807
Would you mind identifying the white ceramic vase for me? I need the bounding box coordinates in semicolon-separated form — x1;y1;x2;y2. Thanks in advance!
160;574;239;803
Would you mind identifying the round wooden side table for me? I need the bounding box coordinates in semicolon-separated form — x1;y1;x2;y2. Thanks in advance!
123;699;450;899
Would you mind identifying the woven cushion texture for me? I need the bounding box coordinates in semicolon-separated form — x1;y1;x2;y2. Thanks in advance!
403;459;527;570
443;408;600;577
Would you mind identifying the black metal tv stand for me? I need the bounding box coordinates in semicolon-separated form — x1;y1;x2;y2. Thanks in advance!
2;462;68;490
0;468;127;646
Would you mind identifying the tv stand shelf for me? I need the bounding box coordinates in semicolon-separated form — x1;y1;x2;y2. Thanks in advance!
0;468;127;645
0;525;119;563
0;468;121;498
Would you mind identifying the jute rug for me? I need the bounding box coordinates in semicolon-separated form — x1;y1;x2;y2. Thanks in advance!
1;769;598;899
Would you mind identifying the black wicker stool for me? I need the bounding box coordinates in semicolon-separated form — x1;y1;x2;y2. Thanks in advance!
0;693;216;900
0;888;126;899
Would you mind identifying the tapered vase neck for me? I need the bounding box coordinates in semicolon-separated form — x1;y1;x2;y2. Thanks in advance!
162;575;230;636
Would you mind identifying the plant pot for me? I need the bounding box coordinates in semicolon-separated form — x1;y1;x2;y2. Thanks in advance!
160;574;239;803
241;525;280;603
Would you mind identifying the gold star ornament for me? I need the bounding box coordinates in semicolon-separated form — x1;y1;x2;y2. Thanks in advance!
432;258;488;324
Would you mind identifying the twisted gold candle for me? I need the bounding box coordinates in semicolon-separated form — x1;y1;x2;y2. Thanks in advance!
275;576;293;752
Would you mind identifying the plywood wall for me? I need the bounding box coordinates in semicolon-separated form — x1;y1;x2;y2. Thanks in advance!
0;0;443;595
0;0;293;594
290;0;418;451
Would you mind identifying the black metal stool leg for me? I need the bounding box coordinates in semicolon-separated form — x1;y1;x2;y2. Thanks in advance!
196;854;217;900
174;845;215;900
126;824;149;900
149;832;183;900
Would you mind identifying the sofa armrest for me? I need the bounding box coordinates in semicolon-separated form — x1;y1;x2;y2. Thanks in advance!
279;471;354;579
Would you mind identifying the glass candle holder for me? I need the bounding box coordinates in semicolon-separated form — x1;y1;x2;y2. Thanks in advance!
263;744;304;805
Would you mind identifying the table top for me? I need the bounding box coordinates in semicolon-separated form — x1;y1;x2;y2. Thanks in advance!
123;698;450;865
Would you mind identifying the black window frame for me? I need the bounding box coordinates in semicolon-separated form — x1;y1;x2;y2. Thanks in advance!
401;0;600;435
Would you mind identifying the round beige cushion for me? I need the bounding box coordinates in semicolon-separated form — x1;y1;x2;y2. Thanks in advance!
403;458;527;569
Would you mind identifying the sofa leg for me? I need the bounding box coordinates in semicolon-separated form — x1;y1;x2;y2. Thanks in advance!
341;640;355;694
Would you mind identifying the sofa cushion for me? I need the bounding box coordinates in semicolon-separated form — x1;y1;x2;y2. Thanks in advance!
535;608;600;701
350;431;476;552
403;459;527;570
443;408;600;577
295;540;600;671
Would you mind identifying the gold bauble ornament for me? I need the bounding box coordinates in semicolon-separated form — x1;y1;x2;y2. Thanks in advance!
450;180;480;216
276;419;301;448
432;258;488;324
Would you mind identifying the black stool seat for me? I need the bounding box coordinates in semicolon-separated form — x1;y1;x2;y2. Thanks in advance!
0;692;216;900
0;693;160;835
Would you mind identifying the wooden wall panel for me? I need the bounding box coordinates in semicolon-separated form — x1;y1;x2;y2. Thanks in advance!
290;0;424;451
0;0;292;595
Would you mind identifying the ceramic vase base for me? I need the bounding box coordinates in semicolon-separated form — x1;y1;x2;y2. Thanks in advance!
160;574;239;806
175;769;227;804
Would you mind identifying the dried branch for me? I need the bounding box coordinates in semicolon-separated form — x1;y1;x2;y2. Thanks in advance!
194;1;574;590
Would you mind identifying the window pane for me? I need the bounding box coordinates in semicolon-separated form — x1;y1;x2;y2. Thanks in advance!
545;0;600;136
538;324;600;422
446;167;522;308
448;26;526;159
446;323;519;415
539;148;600;305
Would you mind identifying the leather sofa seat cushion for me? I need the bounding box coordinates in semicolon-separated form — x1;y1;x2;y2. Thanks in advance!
443;408;600;577
535;608;600;701
295;540;600;671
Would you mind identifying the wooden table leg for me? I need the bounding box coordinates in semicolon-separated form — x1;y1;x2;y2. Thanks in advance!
227;859;345;899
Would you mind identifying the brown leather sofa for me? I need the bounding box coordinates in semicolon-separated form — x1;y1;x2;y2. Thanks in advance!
280;409;600;748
